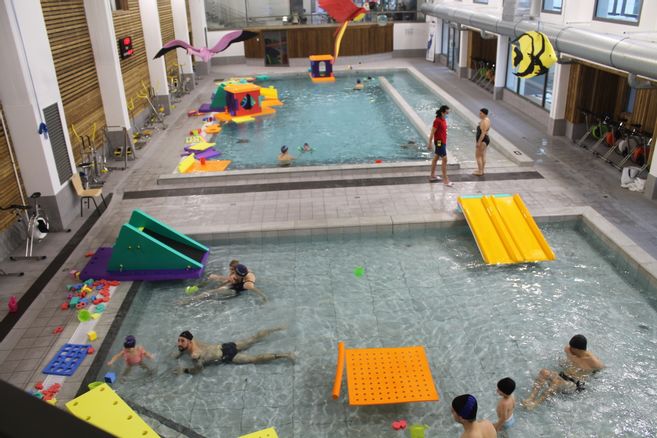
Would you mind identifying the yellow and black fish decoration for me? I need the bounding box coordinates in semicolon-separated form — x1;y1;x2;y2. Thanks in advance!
511;31;557;79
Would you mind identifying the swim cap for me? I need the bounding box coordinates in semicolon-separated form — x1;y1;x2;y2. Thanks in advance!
497;377;516;396
452;394;477;421
124;335;136;348
569;334;587;350
179;330;194;341
281;145;288;153
235;264;248;276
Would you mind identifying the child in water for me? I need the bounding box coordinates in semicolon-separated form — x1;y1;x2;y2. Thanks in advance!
494;377;516;432
278;145;295;166
107;335;155;380
301;142;313;152
353;79;364;90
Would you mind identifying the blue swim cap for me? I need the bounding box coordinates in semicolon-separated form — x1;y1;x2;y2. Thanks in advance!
452;394;478;420
235;264;248;276
124;335;136;348
281;145;288;153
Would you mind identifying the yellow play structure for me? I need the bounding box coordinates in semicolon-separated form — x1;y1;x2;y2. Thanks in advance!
457;194;556;265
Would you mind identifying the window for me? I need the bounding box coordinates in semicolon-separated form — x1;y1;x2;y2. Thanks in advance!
111;0;129;11
441;21;449;55
473;0;489;4
505;43;554;110
595;0;642;23
542;0;562;13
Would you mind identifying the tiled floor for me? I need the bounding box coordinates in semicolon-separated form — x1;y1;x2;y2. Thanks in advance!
0;57;656;429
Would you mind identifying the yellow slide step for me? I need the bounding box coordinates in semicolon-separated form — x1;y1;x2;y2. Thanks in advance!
457;194;556;265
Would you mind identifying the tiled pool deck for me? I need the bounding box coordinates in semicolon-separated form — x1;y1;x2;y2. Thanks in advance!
1;58;657;436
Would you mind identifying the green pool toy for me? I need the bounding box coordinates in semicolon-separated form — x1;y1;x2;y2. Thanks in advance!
77;309;91;322
353;266;365;278
409;424;429;438
185;285;199;295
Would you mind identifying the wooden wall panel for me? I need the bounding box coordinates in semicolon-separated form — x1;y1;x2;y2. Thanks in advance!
565;63;629;124
157;0;177;73
0;105;26;232
113;0;151;116
631;88;657;135
470;32;497;64
244;23;393;60
41;0;106;163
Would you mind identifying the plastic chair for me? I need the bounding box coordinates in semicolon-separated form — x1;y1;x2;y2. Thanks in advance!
71;173;106;217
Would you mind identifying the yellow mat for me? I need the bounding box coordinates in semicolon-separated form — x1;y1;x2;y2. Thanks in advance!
457;194;556;265
232;116;255;124
240;427;279;438
187;141;216;151
178;154;195;173
333;342;439;406
66;383;159;437
188;159;231;173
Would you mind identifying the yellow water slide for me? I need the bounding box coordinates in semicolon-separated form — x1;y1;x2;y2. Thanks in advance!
457;194;556;265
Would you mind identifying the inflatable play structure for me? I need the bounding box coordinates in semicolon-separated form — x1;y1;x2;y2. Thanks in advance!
79;209;209;281
309;55;336;83
67;383;159;437
332;341;439;406
198;78;283;124
457;194;556;265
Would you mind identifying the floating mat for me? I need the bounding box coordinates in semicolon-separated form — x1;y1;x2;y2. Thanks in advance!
178;154;195;173
43;343;92;376
66;383;159;437
193;148;221;160
240;427;279;438
232;116;255;124
457;194;556;264
188;159;231;173
204;124;222;134
334;342;439;406
185;135;205;144
186;141;216;152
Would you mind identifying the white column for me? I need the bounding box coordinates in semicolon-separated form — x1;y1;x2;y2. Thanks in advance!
493;35;508;100
0;0;78;230
84;0;131;131
188;0;210;75
548;63;571;136
138;0;171;114
171;0;193;75
458;29;470;79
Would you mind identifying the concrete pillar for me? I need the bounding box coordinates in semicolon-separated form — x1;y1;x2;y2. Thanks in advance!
188;0;210;76
172;0;195;89
458;29;470;79
548;63;571;136
84;0;131;145
0;0;78;230
493;35;509;100
644;119;657;200
138;0;171;114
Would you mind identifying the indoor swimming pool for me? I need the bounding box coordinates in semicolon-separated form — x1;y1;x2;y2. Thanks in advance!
94;222;657;437
206;71;429;170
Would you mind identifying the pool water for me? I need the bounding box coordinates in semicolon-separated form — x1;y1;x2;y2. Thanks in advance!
209;73;426;169
98;223;657;437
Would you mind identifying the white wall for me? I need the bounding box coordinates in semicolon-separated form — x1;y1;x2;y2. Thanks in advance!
207;30;246;57
394;22;429;50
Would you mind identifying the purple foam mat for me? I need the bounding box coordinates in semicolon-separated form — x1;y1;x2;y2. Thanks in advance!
194;149;221;160
198;103;212;113
80;247;208;281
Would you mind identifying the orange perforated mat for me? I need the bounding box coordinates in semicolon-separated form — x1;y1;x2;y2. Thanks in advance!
345;346;439;405
189;160;231;172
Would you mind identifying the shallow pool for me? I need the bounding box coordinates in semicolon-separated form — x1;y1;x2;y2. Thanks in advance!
208;72;427;169
98;222;657;437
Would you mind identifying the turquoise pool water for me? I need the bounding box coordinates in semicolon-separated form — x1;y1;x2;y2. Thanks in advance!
98;223;657;437
209;72;426;169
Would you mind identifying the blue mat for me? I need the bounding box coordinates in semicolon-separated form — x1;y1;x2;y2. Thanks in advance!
42;343;91;376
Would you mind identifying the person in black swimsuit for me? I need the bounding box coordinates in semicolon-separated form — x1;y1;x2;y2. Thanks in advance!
474;108;491;176
174;327;295;374
181;263;267;304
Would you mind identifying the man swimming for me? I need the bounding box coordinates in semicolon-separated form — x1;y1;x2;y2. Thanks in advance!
183;263;267;304
522;334;604;410
174;327;294;374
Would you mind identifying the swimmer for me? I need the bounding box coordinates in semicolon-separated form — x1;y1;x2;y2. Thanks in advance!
353;79;364;90
522;334;604;410
278;145;295;166
494;377;516;432
207;259;240;283
107;335;155;381
473;108;491;176
184;263;267;304
174;327;295;374
451;394;497;438
301;142;313;152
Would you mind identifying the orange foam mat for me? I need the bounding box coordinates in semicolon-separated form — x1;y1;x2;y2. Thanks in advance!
345;346;439;405
189;160;231;172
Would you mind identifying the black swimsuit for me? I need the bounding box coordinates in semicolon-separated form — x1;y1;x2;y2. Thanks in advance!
559;372;585;391
476;126;490;145
220;342;238;363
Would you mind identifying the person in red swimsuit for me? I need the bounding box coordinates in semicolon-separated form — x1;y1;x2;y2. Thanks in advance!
427;105;453;186
107;335;155;381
